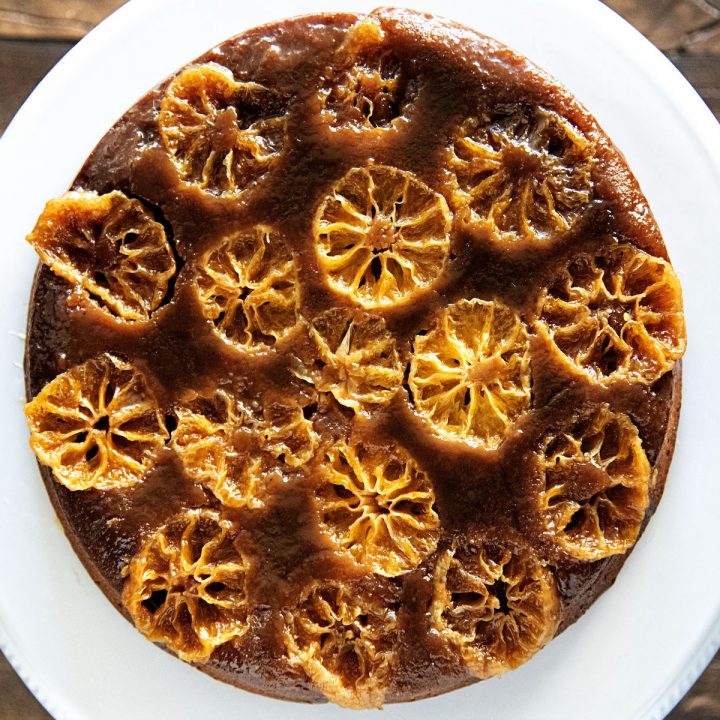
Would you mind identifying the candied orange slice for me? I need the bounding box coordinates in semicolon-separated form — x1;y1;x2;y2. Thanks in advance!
171;390;264;509
257;393;319;468
535;244;686;384
321;16;409;129
282;579;399;708
158;63;285;196
450;106;593;243
305;308;402;413
25;353;167;491
195;226;300;352
316;439;439;576
540;406;650;559
407;298;531;448
123;509;251;663
27;191;176;322
431;539;559;678
314;165;451;308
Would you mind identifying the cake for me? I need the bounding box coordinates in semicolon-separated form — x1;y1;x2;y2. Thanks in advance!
22;7;686;708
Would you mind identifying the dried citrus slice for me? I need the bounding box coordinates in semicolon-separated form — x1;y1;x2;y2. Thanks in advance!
171;389;266;509
314;165;452;308
321;17;410;129
195;226;300;353
407;298;531;448
282;579;399;708
122;508;251;663
316;439;439;576
450;106;593;243
305;308;403;413
25;353;167;491
535;244;686;384
431;539;560;678
540;406;650;560
27;191;176;321
256;393;319;468
158;63;286;196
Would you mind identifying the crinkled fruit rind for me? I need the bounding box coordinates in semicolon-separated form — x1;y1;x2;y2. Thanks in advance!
122;508;251;663
408;298;531;448
450;106;593;243
283;579;399;709
25;353;167;491
540;405;650;560
159;63;286;196
306;308;403;413
258;392;319;467
536;243;686;384
171;390;264;509
316;439;439;576
431;539;560;678
321;17;409;129
314;164;452;308
27;190;176;322
172;387;317;505
195;226;300;352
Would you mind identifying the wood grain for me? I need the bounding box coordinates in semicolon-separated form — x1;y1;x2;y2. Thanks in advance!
605;0;720;52
0;0;125;40
0;655;49;720
0;2;718;719
668;52;720;116
671;659;720;719
603;1;720;130
0;39;72;133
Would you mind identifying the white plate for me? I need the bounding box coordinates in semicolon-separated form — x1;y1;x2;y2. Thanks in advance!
1;1;719;718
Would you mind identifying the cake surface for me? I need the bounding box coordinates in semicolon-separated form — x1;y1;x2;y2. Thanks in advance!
23;7;686;708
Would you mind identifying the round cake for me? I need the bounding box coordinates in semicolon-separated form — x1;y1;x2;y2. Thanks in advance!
23;7;686;708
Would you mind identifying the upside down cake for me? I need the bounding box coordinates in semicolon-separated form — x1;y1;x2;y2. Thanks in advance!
23;7;686;708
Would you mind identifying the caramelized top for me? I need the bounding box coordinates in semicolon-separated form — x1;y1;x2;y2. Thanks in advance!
24;8;685;708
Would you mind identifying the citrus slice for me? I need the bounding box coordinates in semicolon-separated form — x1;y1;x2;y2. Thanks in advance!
195;226;300;353
535;244;686;384
172;387;318;504
540;406;650;560
316;439;439;576
25;353;168;491
158;63;286;196
321;17;409;129
431;539;560;678
306;308;403;413
171;389;265;509
122;508;251;663
450;106;593;243
407;298;531;448
256;393;319;468
314;165;452;308
282;579;399;708
27;191;176;322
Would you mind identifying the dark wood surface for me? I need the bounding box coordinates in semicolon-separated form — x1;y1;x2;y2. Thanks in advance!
0;1;717;718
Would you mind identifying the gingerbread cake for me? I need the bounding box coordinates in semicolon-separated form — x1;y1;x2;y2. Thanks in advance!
23;8;686;708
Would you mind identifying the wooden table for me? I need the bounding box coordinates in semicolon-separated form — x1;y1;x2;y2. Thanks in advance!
0;1;718;718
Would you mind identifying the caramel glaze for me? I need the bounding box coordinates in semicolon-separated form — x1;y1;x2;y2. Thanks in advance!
25;8;681;703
